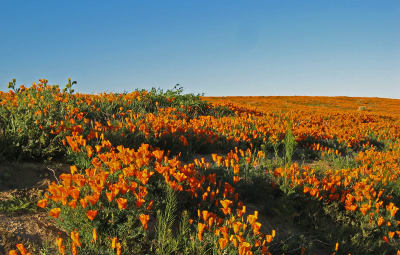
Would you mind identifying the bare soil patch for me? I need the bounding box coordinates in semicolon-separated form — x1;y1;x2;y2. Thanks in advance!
0;161;70;253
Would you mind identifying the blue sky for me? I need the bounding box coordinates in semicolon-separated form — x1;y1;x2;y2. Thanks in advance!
0;1;399;97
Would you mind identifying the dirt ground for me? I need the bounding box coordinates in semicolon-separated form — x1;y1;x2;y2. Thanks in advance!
0;162;69;254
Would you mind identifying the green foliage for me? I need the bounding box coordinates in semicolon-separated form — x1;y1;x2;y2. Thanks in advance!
0;81;70;160
62;78;77;94
0;80;235;162
0;194;38;214
53;192;148;254
155;185;178;254
321;153;358;170
3;80;400;254
152;186;206;255
284;127;297;165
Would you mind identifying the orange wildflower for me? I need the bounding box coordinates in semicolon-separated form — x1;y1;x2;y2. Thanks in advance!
252;222;262;235
136;197;145;208
116;241;122;255
68;199;77;209
233;221;242;234
218;237;228;250
49;207;61;218
377;217;385;227
56;237;66;255
70;165;78;175
152;150;164;161
266;234;273;243
106;191;114;202
202;210;209;221
37;199;47;208
116;197;128;209
87;210;98;221
383;235;389;244
71;243;77;255
112;237;118;249
238;242;251;255
146;200;154;210
220;199;233;215
80;198;88;208
93;228;98;242
139;214;150;230
386;202;399;217
71;230;82;247
16;243;29;255
86;145;93;158
198;223;206;241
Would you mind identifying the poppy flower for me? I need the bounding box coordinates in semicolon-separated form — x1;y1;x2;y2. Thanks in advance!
37;199;47;208
112;237;118;249
80;198;88;208
238;242;251;255
106;192;114;202
232;221;242;234
198;223;206;241
146;200;154;210
16;244;29;255
266;234;273;243
56;237;66;255
116;197;128;209
49;207;61;218
70;165;78;175
68;200;77;209
70;230;82;247
72;243;77;255
377;217;385;227
218;238;228;250
139;214;150;229
220;199;233;215
87;210;98;220
93;228;98;242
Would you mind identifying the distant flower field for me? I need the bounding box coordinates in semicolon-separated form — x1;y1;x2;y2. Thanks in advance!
2;80;400;254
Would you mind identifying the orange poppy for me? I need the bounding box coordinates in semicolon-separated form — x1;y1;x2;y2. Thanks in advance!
146;200;154;210
70;230;82;247
220;199;233;215
266;234;273;243
377;217;385;227
93;228;98;242
218;238;228;250
37;199;47;208
70;165;78;175
16;243;29;255
80;198;88;208
116;197;128;209
198;223;206;241
233;221;242;234
87;210;98;221
49;207;61;218
56;237;66;255
68;200;77;209
139;214;150;229
112;237;118;249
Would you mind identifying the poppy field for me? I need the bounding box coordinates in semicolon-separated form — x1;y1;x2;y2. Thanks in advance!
1;79;400;255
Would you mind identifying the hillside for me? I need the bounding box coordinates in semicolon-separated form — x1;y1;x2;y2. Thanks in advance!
1;80;400;255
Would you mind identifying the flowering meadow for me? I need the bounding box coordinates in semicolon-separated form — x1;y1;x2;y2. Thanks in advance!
1;80;400;254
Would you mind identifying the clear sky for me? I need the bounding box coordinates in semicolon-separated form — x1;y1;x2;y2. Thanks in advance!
0;1;399;98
